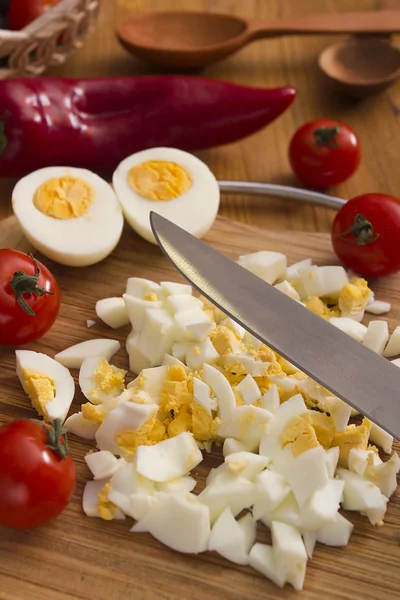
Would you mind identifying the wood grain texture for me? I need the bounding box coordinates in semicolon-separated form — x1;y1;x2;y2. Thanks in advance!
0;215;399;600
0;0;400;231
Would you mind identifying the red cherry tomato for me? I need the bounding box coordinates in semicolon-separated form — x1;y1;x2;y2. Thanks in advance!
289;119;360;189
7;0;62;30
332;193;400;278
0;419;76;529
0;250;60;346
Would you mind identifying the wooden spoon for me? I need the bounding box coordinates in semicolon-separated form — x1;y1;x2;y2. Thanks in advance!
318;38;400;97
116;9;400;69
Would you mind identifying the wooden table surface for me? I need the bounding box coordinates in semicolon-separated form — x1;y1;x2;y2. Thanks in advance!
0;0;400;233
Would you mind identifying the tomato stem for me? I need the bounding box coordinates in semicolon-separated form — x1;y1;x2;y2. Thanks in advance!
314;126;340;149
8;254;54;316
34;419;71;459
335;213;379;245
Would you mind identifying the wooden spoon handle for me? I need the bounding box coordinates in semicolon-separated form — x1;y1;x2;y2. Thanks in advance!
247;10;400;40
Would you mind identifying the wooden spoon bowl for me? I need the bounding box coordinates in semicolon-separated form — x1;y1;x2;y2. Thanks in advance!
319;38;400;96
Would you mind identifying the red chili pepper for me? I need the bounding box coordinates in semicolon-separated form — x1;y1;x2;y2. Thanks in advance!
0;76;295;177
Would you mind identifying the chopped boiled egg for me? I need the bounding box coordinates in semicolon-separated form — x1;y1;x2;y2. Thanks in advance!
54;338;120;369
123;294;163;332
209;507;256;565
64;411;99;439
260;493;301;530
329;317;367;342
218;405;271;449
337;468;388;526
82;479;125;520
298;479;344;532
135;431;202;482
287;446;329;507
16;350;75;423
12;167;123;267
126;329;153;374
366;300;391;315
316;512;354;547
128;365;168;403
222;438;253;457
126;277;165;299
286;258;312;281
249;543;285;589
95;297;130;329
199;471;256;524
274;280;301;301
383;325;400;357
202;364;236;421
238;250;287;284
339;277;371;318
236;374;261;405
85;450;123;480
186;338;219;370
271;521;308;591
252;470;291;519
95;401;159;455
363;320;389;355
331;418;372;467
79;357;126;404
112;147;220;244
369;421;393;454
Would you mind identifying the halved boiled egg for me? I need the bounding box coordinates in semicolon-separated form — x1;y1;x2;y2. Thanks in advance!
12;167;124;267
16;350;75;422
112;148;220;244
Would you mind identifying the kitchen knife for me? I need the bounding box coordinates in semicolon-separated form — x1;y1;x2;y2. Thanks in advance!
150;212;400;439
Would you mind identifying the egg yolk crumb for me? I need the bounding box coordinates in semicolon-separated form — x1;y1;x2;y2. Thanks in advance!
305;296;340;320
98;483;119;521
82;402;104;425
144;291;158;301
128;160;192;201
192;401;213;440
280;413;320;457
339;278;371;315
20;368;55;419
309;411;336;447
34;176;94;219
90;359;126;402
331;417;372;467
210;325;242;355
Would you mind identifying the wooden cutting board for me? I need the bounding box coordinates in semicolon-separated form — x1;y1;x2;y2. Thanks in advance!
0;215;399;600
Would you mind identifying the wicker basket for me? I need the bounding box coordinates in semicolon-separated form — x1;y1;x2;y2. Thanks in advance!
0;0;100;78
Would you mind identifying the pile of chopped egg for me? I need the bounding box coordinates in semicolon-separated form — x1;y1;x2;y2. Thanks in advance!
17;250;399;593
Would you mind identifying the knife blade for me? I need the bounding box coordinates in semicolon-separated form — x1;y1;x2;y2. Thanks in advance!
150;212;400;439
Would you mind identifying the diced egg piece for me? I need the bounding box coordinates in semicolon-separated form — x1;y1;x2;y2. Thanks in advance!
316;512;354;547
236;374;261;405
223;452;269;482
274;280;301;301
95;401;158;455
161;281;192;296
12;167;123;267
126;329;152;374
128;365;168;403
79;357;126;404
54;338;120;369
106;461;156;519
164;294;203;315
339;278;371;318
324;446;340;478
299;479;344;532
337;468;388;525
85;450;122;480
134;492;210;553
249;543;285;589
365;453;400;498
112;147;219;244
82;479;125;520
252;470;291;519
209;507;256;565
138;307;177;364
271;521;308;591
383;326;400;357
297;265;325;298
186;338;220;370
260;493;301;530
259;385;280;413
287;446;329;507
302;532;317;559
220;317;246;339
348;448;382;477
193;377;212;414
218;406;271;449
202;364;236;421
174;307;214;341
363;320;389;355
286;258;312;282
329;317;367;342
222;438;253;457
199;471;256;524
366;300;391;315
135;432;202;482
369;422;393;454
95;297;130;329
123;294;164;332
64;411;99;439
238;250;287;284
161;354;190;373
16;350;75;423
126;277;164;299
318;265;349;299
157;476;197;494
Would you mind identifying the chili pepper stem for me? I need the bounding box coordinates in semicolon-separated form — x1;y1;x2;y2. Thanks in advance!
8;254;54;316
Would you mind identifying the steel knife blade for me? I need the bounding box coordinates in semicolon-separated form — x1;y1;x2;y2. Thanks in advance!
150;212;400;439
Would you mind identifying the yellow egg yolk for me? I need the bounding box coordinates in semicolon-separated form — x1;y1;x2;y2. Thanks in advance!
280;413;320;457
210;325;242;355
128;160;192;201
34;176;94;219
309;411;336;447
192;401;213;441
332;417;372;467
339;278;371;315
89;359;126;402
98;482;119;521
82;402;104;425
20;368;55;420
305;296;340;320
144;291;158;301
115;414;166;457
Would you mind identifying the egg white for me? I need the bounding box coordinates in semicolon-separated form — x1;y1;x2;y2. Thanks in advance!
12;167;124;267
112;148;220;244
